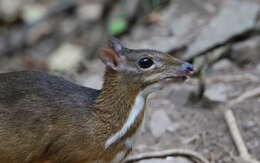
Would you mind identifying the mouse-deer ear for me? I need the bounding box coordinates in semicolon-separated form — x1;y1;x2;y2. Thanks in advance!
108;37;124;54
99;46;126;72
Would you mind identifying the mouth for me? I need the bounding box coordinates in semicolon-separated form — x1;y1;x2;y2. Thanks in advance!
162;68;194;82
159;68;195;83
161;75;189;83
149;70;194;86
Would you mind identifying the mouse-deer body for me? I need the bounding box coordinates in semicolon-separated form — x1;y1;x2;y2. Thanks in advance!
0;38;193;163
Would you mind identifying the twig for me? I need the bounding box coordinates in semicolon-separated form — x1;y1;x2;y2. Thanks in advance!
223;109;251;160
205;74;259;84
228;86;260;107
124;149;209;163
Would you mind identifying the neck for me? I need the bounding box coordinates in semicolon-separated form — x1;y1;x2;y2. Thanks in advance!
94;69;148;148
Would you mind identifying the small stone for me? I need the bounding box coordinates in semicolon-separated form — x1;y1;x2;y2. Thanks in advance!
77;3;103;22
48;43;83;72
22;4;47;24
149;110;173;138
204;83;231;102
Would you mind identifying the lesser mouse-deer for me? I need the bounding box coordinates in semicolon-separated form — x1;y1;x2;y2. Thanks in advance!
0;38;193;163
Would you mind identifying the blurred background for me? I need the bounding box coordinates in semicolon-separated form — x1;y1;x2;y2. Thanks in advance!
1;0;260;162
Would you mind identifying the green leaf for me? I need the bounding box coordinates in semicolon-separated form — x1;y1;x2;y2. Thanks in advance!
108;18;128;35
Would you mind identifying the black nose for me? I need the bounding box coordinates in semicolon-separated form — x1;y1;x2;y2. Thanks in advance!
181;62;193;73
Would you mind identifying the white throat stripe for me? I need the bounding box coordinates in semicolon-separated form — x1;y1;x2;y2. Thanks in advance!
104;83;162;149
105;92;145;149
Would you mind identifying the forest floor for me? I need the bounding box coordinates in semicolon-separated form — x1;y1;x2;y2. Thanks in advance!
0;0;260;162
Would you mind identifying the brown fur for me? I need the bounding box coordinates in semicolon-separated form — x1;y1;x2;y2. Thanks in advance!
0;69;146;163
0;38;193;163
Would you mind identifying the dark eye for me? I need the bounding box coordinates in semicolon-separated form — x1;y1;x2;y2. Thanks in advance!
138;57;154;69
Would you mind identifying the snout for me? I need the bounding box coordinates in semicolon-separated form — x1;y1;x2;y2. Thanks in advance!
157;60;194;83
179;61;194;75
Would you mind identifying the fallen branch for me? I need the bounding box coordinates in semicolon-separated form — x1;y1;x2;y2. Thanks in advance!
124;149;209;163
